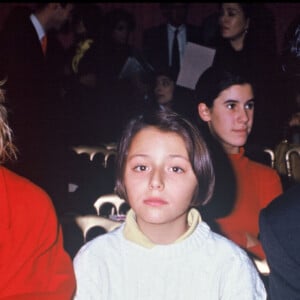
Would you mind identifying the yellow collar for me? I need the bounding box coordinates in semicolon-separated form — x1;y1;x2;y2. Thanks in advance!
123;208;201;248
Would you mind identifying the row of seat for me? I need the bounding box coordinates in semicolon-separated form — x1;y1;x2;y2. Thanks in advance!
69;143;300;248
264;142;300;183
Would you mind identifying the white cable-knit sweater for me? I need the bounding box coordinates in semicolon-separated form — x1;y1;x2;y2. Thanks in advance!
73;216;266;300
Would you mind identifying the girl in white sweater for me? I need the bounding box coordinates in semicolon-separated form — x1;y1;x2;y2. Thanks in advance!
73;109;266;300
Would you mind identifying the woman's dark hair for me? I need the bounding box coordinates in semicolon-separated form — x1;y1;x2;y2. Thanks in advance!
115;108;215;207
72;4;103;38
103;8;136;34
154;67;177;83
195;66;254;108
218;3;277;54
219;3;253;19
235;3;253;19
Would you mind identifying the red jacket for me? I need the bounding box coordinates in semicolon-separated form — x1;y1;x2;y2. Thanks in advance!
0;167;76;299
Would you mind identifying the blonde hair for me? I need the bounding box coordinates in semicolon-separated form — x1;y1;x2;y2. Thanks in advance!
0;80;17;163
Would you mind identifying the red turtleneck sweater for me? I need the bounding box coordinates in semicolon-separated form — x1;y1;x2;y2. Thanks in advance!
216;148;283;260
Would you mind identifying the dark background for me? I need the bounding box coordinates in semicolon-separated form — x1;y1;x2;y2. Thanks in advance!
1;3;299;54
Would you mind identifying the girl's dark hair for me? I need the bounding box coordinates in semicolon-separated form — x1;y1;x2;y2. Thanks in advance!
194;66;254;108
115;108;215;207
72;4;103;38
194;66;246;231
104;8;136;33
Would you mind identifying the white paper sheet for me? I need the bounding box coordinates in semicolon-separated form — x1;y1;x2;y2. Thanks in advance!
177;42;216;90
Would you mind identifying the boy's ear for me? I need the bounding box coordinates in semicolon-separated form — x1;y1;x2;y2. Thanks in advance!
198;103;211;122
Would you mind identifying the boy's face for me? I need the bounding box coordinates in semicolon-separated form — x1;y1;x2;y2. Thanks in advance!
124;126;197;241
198;83;254;154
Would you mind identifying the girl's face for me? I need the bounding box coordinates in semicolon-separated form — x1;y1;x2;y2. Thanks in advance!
124;126;198;242
198;84;254;154
219;3;249;41
154;75;175;106
112;20;129;45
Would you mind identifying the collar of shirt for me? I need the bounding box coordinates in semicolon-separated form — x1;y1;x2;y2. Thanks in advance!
30;13;46;42
123;208;201;248
167;23;186;34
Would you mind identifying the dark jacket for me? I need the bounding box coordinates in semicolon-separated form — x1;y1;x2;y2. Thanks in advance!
259;183;300;299
142;23;202;73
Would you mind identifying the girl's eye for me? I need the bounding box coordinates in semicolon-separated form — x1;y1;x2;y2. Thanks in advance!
162;80;172;87
228;11;236;17
170;166;184;173
227;8;239;17
245;101;254;110
134;165;148;172
226;103;235;110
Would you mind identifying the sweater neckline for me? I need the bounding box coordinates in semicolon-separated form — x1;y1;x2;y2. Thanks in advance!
123;208;201;248
228;147;245;160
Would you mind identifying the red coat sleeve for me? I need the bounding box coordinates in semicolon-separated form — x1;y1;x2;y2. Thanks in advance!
0;168;76;299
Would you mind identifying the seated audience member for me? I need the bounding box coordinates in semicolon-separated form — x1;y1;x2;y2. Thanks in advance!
142;3;202;79
288;110;300;144
0;83;75;299
259;183;300;300
213;3;285;153
73;109;266;299
281;13;300;144
64;3;105;145
195;66;283;264
67;3;104;81
148;67;197;122
151;68;176;109
94;8;150;143
198;10;221;49
0;3;74;214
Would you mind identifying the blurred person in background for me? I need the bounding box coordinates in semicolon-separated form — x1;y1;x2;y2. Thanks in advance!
213;3;285;161
0;3;74;214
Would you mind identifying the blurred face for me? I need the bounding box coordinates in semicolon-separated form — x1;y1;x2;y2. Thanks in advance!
47;3;74;30
169;3;188;27
154;75;175;106
124;126;198;242
112;20;129;45
198;84;254;154
52;3;74;30
219;3;249;41
75;19;86;35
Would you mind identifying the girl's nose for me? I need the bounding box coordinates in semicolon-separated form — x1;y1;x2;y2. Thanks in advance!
238;108;249;123
149;169;164;190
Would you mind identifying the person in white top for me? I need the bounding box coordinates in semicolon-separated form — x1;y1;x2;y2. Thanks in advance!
73;108;266;300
